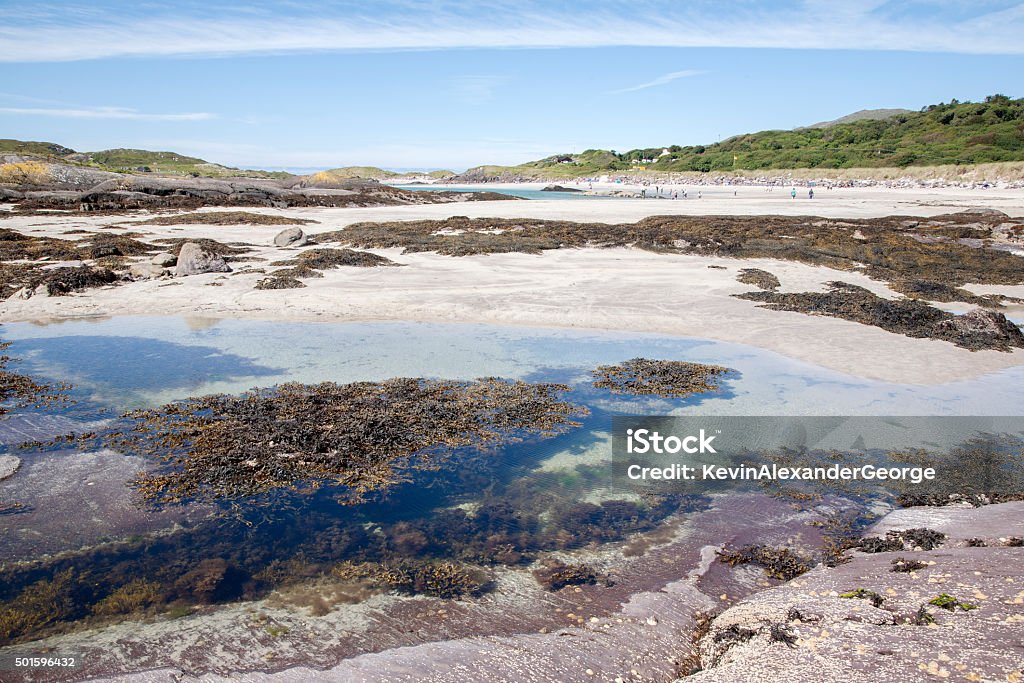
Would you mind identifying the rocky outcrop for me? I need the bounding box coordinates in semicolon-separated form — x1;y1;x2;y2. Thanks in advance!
935;308;1024;350
7;172;525;212
174;242;231;276
687;502;1024;683
273;227;307;248
541;185;584;193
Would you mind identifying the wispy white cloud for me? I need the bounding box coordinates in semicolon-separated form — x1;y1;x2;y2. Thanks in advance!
1;1;1023;62
0;106;215;121
608;69;705;95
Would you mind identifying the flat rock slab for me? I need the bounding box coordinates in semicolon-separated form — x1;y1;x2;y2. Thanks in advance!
689;502;1024;683
868;500;1024;542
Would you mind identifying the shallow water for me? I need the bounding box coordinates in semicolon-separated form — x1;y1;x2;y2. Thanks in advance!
3;317;1023;415
391;184;619;200
1;317;1023;649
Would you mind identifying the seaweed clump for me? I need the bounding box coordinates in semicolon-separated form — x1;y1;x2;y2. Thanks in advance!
858;528;946;553
258;247;399;289
716;544;812;581
135;211;318;226
272;247;397;270
891;557;928;573
333;560;486;599
887;435;1024;506
736;268;780;291
928;593;977;611
888;278;1012;308
592;358;731;398
37;265;118;295
82;377;587;505
255;276;306;290
839;587;885;607
736;281;1024;351
532;560;599;591
0;340;71;415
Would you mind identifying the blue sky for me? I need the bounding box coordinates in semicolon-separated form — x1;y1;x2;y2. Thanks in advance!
1;1;1023;171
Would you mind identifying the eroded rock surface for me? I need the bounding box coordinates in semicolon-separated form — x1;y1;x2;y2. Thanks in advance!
687;502;1024;683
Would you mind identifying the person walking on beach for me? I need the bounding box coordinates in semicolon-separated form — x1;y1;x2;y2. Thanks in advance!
791;188;797;199
697;191;702;199
808;188;814;199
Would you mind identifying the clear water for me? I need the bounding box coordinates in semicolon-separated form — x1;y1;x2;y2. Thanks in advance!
2;317;1023;644
3;317;1022;416
390;184;619;200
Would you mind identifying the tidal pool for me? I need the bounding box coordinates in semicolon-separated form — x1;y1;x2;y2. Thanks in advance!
1;317;1022;653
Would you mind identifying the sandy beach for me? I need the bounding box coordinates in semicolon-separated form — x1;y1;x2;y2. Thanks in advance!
3;187;1024;385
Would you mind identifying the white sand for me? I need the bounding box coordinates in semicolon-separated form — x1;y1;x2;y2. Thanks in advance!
2;188;1023;385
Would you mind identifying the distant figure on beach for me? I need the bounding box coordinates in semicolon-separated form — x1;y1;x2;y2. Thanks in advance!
808;188;814;199
673;191;678;200
698;191;702;199
733;190;737;196
641;189;646;198
791;188;797;199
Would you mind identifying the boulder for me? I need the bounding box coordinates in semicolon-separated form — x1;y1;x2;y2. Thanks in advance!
273;227;307;248
151;252;177;267
174;242;231;277
130;262;168;279
540;185;584;193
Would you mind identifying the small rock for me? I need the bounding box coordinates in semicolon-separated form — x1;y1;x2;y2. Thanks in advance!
273;227;307;248
151;252;177;267
175;242;231;277
130;263;168;279
0;455;21;482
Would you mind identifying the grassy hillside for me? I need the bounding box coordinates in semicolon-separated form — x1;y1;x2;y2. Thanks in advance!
804;108;913;129
316;166;400;180
0;139;75;157
460;95;1024;178
1;141;291;179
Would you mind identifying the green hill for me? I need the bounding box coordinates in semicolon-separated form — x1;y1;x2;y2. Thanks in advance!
461;94;1024;178
1;141;291;179
804;108;913;129
316;166;400;180
0;139;76;157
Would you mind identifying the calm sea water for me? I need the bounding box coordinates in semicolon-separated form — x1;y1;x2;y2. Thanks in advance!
391;184;619;200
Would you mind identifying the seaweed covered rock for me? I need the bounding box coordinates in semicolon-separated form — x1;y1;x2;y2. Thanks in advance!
737;282;1024;351
174;242;231;277
81;377;587;504
39;265;118;295
935;308;1024;350
592;358;731;398
736;268;780;291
